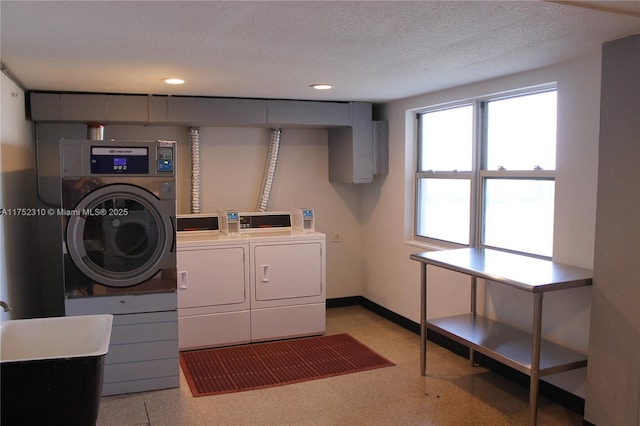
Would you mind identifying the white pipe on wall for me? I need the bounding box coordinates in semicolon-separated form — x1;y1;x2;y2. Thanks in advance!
189;127;201;214
256;128;282;212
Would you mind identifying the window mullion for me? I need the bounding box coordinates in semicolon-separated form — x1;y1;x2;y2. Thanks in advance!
470;99;485;248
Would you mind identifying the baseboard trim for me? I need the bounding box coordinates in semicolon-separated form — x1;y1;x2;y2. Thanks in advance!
326;296;585;416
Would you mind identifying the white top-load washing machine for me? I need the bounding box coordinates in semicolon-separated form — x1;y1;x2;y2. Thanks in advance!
176;209;325;349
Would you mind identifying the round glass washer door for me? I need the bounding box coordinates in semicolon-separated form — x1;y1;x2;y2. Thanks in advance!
66;184;174;288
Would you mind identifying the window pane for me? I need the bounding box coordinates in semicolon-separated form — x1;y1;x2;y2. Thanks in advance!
486;91;556;171
419;105;473;171
483;179;554;257
417;178;470;245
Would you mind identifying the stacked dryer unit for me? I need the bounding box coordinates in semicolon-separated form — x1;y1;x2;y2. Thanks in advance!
176;209;325;350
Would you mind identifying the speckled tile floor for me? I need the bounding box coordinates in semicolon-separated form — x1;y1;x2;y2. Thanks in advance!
96;306;582;426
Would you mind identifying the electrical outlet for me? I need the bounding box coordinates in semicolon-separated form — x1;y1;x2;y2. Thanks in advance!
331;231;343;242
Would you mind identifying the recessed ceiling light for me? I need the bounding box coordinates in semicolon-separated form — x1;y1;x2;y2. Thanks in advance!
163;78;185;85
310;83;333;90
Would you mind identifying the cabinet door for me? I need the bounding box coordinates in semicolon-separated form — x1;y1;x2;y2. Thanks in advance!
252;242;323;301
177;246;246;308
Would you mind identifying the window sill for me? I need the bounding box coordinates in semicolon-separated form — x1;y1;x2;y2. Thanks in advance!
404;240;460;252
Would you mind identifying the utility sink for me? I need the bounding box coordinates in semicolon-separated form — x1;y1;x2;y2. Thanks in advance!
1;314;113;426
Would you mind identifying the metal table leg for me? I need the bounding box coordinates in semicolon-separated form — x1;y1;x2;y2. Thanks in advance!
529;293;544;426
470;276;477;366
420;263;427;376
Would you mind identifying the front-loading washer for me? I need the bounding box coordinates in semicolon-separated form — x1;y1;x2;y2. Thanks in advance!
60;139;179;395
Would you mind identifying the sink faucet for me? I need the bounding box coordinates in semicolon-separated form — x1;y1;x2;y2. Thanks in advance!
0;301;11;312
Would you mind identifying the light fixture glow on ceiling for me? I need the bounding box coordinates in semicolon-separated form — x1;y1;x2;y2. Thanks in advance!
310;83;333;90
163;78;185;85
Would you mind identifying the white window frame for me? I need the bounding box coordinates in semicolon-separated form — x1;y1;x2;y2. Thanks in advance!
414;84;557;259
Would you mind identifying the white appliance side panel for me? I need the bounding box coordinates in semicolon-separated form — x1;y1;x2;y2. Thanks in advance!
177;246;248;309
178;311;250;350
252;242;324;301
251;303;326;342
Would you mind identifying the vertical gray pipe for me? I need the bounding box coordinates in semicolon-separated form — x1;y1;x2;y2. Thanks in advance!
189;127;201;214
256;128;282;212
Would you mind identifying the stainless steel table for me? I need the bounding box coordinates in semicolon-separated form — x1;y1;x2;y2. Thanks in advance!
410;248;593;426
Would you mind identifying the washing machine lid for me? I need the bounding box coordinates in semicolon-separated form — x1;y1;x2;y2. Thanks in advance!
65;183;175;288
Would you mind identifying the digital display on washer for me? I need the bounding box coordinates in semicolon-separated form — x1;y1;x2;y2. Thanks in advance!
91;147;149;174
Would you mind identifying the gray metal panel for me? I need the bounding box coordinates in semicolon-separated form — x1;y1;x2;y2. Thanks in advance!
267;100;350;126
351;102;373;159
102;375;179;396
306;101;350;126
107;94;149;122
29;92;61;120
110;312;178;345
105;340;178;364
35;123;87;317
65;292;177;315
149;96;169;122
328;126;354;183
99;309;179;395
328;102;374;183
60;141;84;176
60;93;108;121
373;120;389;175
168;96;267;125
104;358;179;382
267;100;305;124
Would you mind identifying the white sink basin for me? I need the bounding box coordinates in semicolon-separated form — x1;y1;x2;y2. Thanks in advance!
0;314;113;363
1;314;113;425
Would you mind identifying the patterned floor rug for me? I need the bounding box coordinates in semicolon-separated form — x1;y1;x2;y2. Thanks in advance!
180;333;395;397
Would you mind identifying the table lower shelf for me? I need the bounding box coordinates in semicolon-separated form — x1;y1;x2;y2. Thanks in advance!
427;314;587;377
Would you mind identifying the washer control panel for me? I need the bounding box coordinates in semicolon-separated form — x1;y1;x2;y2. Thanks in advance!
61;139;176;177
91;146;149;174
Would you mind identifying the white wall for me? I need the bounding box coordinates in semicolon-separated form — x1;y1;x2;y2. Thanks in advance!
363;52;601;371
1;71;37;319
196;126;363;299
101;125;363;300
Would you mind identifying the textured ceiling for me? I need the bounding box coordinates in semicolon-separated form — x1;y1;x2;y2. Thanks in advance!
1;1;639;102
